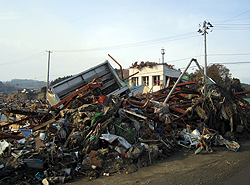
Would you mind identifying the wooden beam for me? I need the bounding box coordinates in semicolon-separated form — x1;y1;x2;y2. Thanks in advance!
0;115;41;129
0;132;24;139
32;118;62;131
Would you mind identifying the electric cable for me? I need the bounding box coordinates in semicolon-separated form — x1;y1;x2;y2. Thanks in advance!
53;32;199;53
0;51;45;66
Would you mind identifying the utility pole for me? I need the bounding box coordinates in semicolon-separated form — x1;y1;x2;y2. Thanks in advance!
161;48;165;63
198;20;213;95
46;50;52;101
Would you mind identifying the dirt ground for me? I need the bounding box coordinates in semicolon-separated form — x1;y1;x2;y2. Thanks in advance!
67;139;250;185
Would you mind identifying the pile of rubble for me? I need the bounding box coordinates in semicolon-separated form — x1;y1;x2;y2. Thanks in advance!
1;71;250;185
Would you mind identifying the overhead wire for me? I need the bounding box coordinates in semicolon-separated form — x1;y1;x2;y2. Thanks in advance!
180;11;250;70
53;32;199;53
210;61;250;65
0;51;45;66
215;27;250;30
167;52;250;64
212;10;250;31
209;53;250;56
214;17;250;22
215;9;250;25
215;23;250;25
195;34;204;64
2;10;250;69
179;61;250;70
0;32;200;67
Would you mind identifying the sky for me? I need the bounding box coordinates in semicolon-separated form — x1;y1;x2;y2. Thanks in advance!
1;0;250;84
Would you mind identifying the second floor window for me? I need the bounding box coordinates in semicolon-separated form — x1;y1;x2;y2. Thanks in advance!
142;76;149;86
153;75;160;85
131;77;139;87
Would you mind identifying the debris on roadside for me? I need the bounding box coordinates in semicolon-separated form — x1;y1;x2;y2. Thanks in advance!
1;59;250;185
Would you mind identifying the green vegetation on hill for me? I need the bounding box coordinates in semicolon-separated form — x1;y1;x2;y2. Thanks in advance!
0;81;18;94
5;79;46;89
0;79;46;95
242;83;250;91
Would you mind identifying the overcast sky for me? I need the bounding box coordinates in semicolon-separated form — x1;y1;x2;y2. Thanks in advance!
1;1;250;84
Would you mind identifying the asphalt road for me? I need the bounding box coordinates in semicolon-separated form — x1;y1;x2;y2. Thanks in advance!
67;139;250;185
223;162;250;185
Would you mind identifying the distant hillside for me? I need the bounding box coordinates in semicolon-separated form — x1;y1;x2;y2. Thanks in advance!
4;79;46;89
242;83;250;91
0;81;18;94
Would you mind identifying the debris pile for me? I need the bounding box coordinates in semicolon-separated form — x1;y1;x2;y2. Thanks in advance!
1;66;250;185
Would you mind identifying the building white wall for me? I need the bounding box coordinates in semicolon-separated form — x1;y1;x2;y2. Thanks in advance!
129;64;181;92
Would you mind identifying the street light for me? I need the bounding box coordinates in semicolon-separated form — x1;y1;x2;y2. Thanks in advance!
161;48;165;63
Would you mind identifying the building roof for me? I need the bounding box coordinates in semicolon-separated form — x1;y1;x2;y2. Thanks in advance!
130;61;176;70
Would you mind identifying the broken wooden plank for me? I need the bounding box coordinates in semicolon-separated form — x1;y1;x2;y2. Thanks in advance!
0;115;41;129
63;128;76;148
0;132;24;139
32;118;62;131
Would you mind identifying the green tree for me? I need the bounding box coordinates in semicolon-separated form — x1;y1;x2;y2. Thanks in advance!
207;64;231;87
50;75;72;86
40;86;47;93
231;78;244;92
192;64;232;88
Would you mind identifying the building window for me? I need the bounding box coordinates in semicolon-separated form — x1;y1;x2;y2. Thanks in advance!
131;77;139;87
153;75;160;86
142;76;149;86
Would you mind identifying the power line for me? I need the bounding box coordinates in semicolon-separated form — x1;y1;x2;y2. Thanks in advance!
215;23;250;26
168;57;199;63
209;53;250;56
168;52;250;63
53;32;199;53
214;25;250;30
0;32;200;67
215;27;250;29
216;9;250;25
215;27;250;30
179;61;250;70
0;51;45;66
210;61;250;65
217;17;250;22
214;25;250;28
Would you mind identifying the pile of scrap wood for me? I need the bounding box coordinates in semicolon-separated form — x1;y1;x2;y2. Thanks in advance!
0;78;250;184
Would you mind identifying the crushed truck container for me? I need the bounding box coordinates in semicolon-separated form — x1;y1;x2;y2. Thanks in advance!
47;60;130;106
